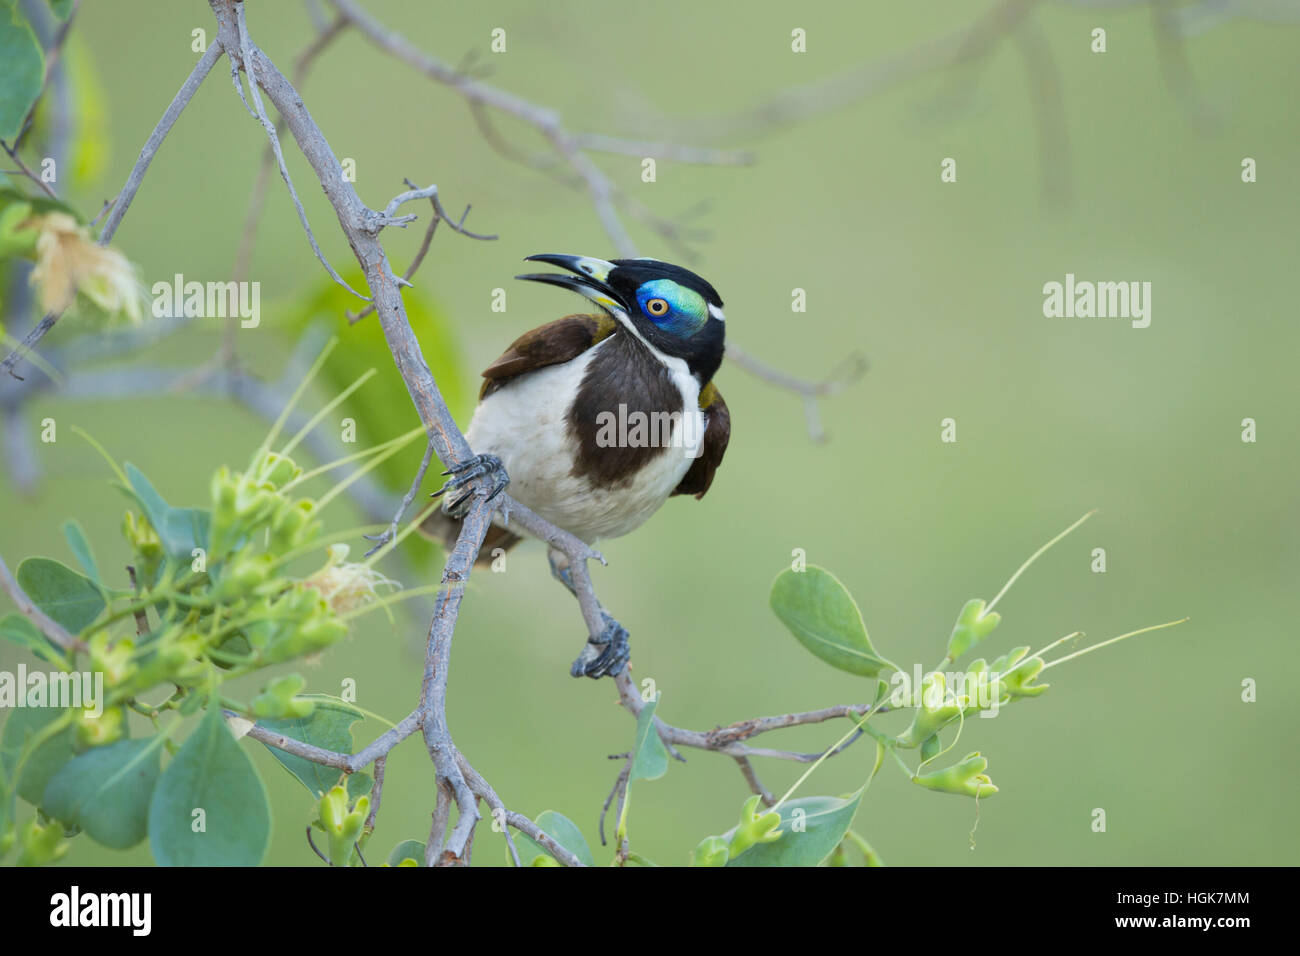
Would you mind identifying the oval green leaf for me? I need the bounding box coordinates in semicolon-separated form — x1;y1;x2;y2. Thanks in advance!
256;695;365;798
0;5;44;141
44;736;163;850
149;708;271;866
630;695;669;783
770;567;893;677
15;557;105;635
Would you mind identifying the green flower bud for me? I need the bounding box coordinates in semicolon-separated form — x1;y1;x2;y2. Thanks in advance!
990;646;1029;674
130;630;205;691
912;751;998;798
946;599;1001;662
1001;654;1049;698
16;817;68;867
213;551;274;601
689;835;730;867
75;705;125;749
121;512;162;582
290;615;348;655
319;785;348;833
319;787;368;867
87;631;137;688
898;672;962;748
209;466;281;558
253;452;303;491
728;794;783;858
269;498;319;553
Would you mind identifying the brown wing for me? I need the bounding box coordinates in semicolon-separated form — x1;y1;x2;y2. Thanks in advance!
479;312;618;399
673;382;730;499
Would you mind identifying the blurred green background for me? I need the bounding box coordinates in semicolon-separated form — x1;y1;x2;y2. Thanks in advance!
2;0;1297;866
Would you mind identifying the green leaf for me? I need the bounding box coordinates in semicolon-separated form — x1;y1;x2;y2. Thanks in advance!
47;0;75;20
534;810;594;865
0;2;44;141
44;736;163;850
725;790;864;867
256;695;365;798
61;519;101;583
122;463;211;563
15;557;105;634
149;707;271;866
0;706;74;805
0;192;35;258
770;567;894;677
387;839;424;867
511;810;595;867
630;695;669;782
0;612;67;667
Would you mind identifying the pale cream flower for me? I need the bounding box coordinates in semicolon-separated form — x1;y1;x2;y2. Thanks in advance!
305;543;400;615
26;212;143;322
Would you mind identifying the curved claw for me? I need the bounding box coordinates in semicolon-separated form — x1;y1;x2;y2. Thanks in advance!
431;453;509;516
570;617;631;679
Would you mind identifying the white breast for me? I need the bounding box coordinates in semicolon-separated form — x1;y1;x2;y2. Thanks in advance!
465;335;703;544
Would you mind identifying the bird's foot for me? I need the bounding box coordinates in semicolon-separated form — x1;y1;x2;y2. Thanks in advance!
570;614;631;679
431;454;509;516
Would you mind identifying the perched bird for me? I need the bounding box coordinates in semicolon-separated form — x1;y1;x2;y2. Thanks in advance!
421;254;730;678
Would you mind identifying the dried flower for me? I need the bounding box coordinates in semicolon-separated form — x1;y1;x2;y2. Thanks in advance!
26;212;143;322
305;544;399;614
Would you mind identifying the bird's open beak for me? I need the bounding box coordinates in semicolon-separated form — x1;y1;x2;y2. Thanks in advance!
516;254;624;313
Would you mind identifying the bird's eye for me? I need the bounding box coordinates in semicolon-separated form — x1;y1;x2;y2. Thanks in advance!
646;298;670;316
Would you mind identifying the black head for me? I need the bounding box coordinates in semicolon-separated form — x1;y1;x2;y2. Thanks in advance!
517;254;726;383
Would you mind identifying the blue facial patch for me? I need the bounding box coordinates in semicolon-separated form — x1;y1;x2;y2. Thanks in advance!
635;279;708;337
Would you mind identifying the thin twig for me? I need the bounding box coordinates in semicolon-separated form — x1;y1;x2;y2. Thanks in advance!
598;755;631;847
363;439;435;556
230;3;368;300
0;140;57;198
325;0;733;258
98;42;225;245
348;200;443;324
231;14;347;286
364;756;386;831
724;344;869;443
125;565;149;636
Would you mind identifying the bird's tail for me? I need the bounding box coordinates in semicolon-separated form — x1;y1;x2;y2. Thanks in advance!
417;508;524;567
